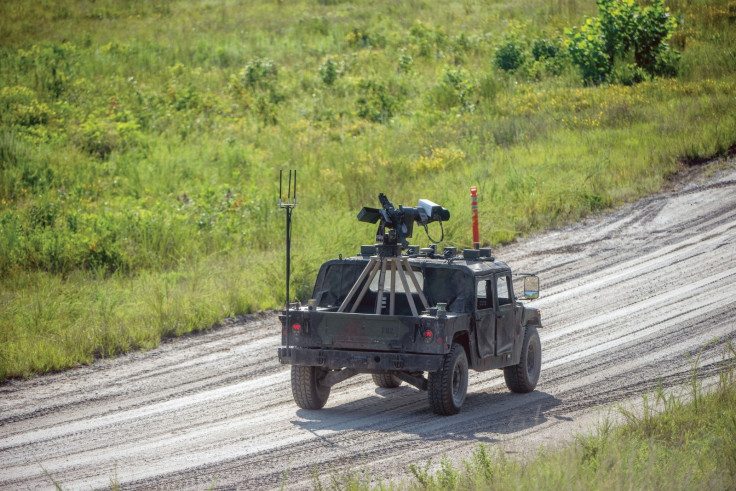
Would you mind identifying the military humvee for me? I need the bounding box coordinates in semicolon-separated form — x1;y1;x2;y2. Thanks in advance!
277;194;542;415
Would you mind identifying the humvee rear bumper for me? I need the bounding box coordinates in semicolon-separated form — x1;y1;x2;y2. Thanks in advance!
278;347;444;372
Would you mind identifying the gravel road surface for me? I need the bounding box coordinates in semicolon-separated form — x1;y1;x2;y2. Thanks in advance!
2;160;735;490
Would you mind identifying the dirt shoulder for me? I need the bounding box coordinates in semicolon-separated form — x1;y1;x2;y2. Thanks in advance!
1;158;735;489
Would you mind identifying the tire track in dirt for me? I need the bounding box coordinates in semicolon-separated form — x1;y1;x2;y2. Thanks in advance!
1;161;735;490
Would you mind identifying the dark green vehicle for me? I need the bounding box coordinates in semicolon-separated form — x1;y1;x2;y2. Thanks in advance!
278;194;542;415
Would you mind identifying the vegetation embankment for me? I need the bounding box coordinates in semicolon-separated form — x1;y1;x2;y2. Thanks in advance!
315;344;736;490
1;0;735;380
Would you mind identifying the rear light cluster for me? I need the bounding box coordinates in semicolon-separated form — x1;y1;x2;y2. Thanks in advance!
422;329;443;345
283;322;304;337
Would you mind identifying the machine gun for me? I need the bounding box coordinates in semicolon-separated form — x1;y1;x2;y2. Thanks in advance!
357;193;450;252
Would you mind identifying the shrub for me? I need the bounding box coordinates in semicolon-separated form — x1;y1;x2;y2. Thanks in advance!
167;83;200;111
633;0;680;76
532;38;560;61
344;27;385;48
77;115;117;159
254;92;280;125
75;111;143;159
494;34;526;72
566;21;612;84
409;21;448;58
565;0;678;84
19;43;78;99
355;79;400;124
242;58;278;90
611;56;649;85
236;59;283;124
0;86;54;127
530;37;570;77
318;56;342;86
430;67;478;112
397;49;414;73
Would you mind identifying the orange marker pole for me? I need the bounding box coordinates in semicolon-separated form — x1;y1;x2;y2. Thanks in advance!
470;186;479;250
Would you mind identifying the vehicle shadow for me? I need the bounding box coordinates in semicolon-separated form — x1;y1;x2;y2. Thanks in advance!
292;383;562;444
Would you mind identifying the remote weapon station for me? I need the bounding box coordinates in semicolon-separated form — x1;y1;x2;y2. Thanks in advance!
277;179;542;415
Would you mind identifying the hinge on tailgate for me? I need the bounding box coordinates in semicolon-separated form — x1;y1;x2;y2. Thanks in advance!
317;351;326;366
393;357;404;369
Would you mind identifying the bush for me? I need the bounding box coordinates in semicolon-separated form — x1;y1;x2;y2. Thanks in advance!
75;111;143;159
344;27;385;48
565;0;678;84
529;37;570;77
494;35;526;72
318;56;342;86
242;58;278;90
566;27;611;83
397;49;414;73
634;0;680;76
409;21;449;58
355;79;400;124
611;56;649;85
18;43;78;99
532;38;560;61
0;86;54;127
236;59;283;124
430;67;478;112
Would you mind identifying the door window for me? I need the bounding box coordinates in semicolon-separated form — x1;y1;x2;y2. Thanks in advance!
476;278;492;310
497;275;512;305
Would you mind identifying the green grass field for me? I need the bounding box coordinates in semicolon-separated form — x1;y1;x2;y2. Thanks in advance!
1;0;735;380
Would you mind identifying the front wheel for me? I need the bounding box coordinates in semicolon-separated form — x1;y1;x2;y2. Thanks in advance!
428;342;468;415
504;326;541;393
291;365;330;409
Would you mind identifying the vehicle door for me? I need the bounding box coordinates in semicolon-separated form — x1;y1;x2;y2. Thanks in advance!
494;274;516;355
474;277;495;358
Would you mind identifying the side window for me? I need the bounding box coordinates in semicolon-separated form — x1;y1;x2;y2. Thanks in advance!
476;278;492;310
497;275;512;306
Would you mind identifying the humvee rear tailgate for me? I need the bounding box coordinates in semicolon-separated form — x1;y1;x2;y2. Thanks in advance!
318;313;417;351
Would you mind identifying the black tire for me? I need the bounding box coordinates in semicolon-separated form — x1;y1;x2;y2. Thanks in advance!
504;325;542;393
372;373;402;388
428;342;469;415
291;365;330;409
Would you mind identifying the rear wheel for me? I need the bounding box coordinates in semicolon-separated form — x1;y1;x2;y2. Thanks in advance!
428;342;468;415
504;326;541;393
372;373;402;388
291;365;330;409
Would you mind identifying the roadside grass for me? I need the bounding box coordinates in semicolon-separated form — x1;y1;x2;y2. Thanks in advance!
310;342;736;490
2;0;736;380
0;250;279;378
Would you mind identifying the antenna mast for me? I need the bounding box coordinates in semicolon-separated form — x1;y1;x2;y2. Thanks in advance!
278;169;297;342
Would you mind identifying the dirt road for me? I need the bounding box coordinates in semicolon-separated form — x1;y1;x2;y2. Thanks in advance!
2;160;735;490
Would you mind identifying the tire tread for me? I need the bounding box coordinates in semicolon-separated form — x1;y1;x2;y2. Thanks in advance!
504;326;541;393
428;343;468;415
291;365;330;409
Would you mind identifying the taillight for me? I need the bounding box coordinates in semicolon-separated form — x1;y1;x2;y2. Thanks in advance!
292;323;302;332
423;329;433;343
